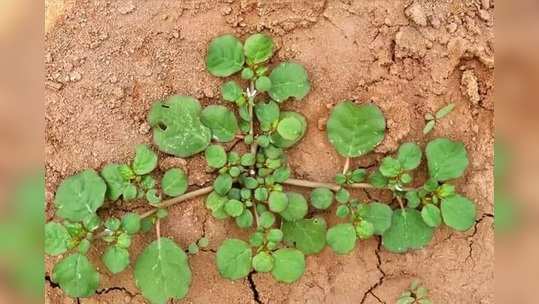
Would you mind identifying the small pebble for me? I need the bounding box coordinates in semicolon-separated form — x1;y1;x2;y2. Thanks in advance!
447;23;458;33
221;6;232;16
481;0;490;9
69;71;82;82
478;9;490;22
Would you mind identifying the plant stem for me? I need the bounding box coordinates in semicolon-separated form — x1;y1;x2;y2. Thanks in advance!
140;186;214;219
342;157;350;175
248;80;258;155
396;195;405;211
156;218;161;248
283;178;377;191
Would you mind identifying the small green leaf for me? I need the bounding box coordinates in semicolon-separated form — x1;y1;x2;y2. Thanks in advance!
272;167;291;183
83;214;100;232
435;103;455;119
216;239;252;280
277;116;303;141
235;209;254;228
118;164;135;180
102;246;130;274
267;229;283;243
201;105;239;143
78;239;91;254
369;170;388;188
423;120;436;135
249;232;264;247
122;183;137;200
198;237;209;248
269;191;289;213
441;195;476;231
259;211;276;228
105;218;121;231
134;238;191;303
350;168;367;182
335;188;350;204
336;205;350;218
271;111;307;148
268;62;311;102
310;187;333;210
206;34;244;77
225;199;244;217
282;218;326;255
279;192;308;221
271;248;305;283
140;175;156;190
426;138;469;181
117;233;132;249
255;76;272;92
252;252;274;273
121;213;141;234
397;143;422;170
162;168;188;197
244;33;274;64
205;145;228;169
397;297;416;304
327;101;386;157
205;192;229;220
241;67;254;80
361;202;393;235
254;187;269;201
54;169;106;222
355;221;375;239
326;223;357;255
382;209;434;253
148;95;211;157
221;81;243;102
45;222;70;256
52;254;99;298
132;144;158;175
380;157;402;178
214;174;233;196
255;101;280;131
101;164;129;201
421;204;442;228
145;189;161;205
405;191;420;209
240;153;256;167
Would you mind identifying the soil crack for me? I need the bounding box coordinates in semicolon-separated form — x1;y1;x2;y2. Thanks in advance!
247;272;262;304
360;238;387;304
96;286;137;297
466;213;494;263
45;275;60;289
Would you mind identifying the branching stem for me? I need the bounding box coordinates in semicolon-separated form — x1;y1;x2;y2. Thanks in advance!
342;157;350;175
283;178;376;191
140;186;214;219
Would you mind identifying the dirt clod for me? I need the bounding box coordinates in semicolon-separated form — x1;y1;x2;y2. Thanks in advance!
461;70;481;104
404;1;428;27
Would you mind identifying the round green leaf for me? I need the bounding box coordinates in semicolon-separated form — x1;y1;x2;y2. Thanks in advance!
441;195;476;231
205;145;228;169
405;191;420;209
421;204;442;228
235;209;254;228
252;252;274;273
379;157;402;178
134;238;191;303
54;169;106;222
382;209;434;253
241;67;254;80
52;254;99;297
161;168;188;197
221;80;243;102
268;62;310;102
269;191;289;213
121;212;141;234
426;138;469;181
141;175;156;190
201;105;239;143
282;218;326;255
259;211;276;228
132;144;158;175
255;76;272;92
206;34;245;77
361;202;393;235
145;189;161;205
267;228;283;243
255;101;280;131
45;222;70;256
225;199;244;217
122;183;137;200
279;192;308;221
327;101;386;157
397;142;422;170
271;111;307;148
369;170;388;188
216;239;252;280
205;191;229;220
277;116;303;141
335;188;350;204
311;187;333;210
355;220;375;239
102;246;130;274
148;95;211;157
271;248;305;283
214;174;233;195
326;223;357;255
244;33;274;64
101;164;129;201
336;205;350;218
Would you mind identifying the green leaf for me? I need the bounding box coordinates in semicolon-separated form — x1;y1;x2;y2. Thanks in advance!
235;209;254;228
241;67;254;80
382;209;434;253
54;169;107;222
269;191;289;213
279;192;308;221
435;103;455;119
205;192;229;220
225;199;244;217
252;252;274;273
132;144;158;175
335;188;350;204
397;297;416;304
221;81;243;102
45;222;70;256
187;243;199;254
206;34;245;77
426;138;469;181
423;120;436;135
271;248;305;283
255;101;280;131
121;213;141;234
122;183;137;200
327;101;386;157
259;211;276;228
282;218;326;255
405;191;420;209
441;195;476;231
141;175;156;190
397;142;422;170
148;95;211;157
336;205;350;218
369;170;388;188
350;168;367;182
421;204;442;228
161;168;188;197
268;62;311;102
267;228;283;243
201;105;239;142
101;164;129;201
277;116;303;141
102;246;130;274
244;33;273;64
52;254;99;298
310;187;333;210
326;223;357;255
379;157;402;177
205;145;228;169
134;238;191;303
271;111;307;148
255;76;272;92
216;239;252;280
355;220;374;239
361;202;393;235
145;189;161;205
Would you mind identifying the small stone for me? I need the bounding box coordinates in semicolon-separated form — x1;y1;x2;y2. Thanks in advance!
478;9;490;22
159;157;188;172
45;52;53;63
317;118;327;131
118;1;136;15
429;15;441;29
447;22;458;33
69;71;82;82
171;30;180;39
461;70;481;104
203;87;214;98
46;80;63;91
481;0;490;9
384;18;392;26
109;76;118;84
139;122;151;135
404;2;427;27
113;87;124;99
221;6;232;16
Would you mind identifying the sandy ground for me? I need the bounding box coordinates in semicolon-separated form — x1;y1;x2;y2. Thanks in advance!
45;0;494;303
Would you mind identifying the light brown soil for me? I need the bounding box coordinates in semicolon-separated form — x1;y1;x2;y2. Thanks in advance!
45;0;494;303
